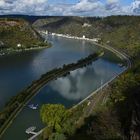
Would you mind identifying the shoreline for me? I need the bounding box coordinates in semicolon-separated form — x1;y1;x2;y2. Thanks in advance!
0;45;50;56
41;31;131;68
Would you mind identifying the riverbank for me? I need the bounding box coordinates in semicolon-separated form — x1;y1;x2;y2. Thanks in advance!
0;44;51;56
0;51;103;138
41;31;131;69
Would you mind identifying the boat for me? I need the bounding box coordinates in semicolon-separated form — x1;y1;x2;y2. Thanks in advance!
118;63;124;67
28;104;38;110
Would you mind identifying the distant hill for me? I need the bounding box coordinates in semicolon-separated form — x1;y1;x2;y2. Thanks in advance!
0;17;48;50
34;16;140;57
0;15;64;23
0;15;47;23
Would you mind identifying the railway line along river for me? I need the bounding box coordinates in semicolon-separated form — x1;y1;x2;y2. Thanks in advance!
0;34;126;140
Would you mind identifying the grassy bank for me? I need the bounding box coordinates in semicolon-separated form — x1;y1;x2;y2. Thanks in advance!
0;43;51;56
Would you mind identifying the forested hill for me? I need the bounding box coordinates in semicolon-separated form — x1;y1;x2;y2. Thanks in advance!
0;15;60;23
33;16;140;140
33;16;140;58
0;17;48;49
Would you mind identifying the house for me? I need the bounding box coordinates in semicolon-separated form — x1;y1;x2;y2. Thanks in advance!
92;38;101;42
83;35;86;39
17;43;22;47
82;23;91;27
107;40;110;44
0;41;4;48
52;33;55;35
45;30;48;34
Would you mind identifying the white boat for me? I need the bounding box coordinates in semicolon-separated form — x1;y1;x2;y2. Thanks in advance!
118;63;124;67
28;104;38;110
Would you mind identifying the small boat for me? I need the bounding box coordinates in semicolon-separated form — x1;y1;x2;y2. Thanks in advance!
118;63;123;67
25;126;36;134
28;104;38;110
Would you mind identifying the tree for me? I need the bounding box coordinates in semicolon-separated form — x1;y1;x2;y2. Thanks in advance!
62;120;76;136
49;133;66;140
42;127;53;140
40;104;69;132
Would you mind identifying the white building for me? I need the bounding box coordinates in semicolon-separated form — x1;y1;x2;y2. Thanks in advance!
45;30;48;34
17;43;22;47
0;41;4;47
92;38;101;42
82;23;91;27
52;33;55;36
83;35;86;39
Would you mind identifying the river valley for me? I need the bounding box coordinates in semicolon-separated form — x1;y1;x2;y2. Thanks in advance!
0;34;126;140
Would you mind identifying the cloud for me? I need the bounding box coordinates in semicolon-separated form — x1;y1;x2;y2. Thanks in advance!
106;3;120;10
0;0;5;6
105;0;121;13
72;0;102;12
107;0;119;4
131;0;140;14
0;0;139;16
14;0;48;14
0;0;48;15
50;68;94;100
0;0;13;13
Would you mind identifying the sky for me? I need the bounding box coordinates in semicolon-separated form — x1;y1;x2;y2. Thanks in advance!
0;0;140;16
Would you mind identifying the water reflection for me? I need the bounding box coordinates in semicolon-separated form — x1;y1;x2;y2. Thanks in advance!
50;59;121;101
51;67;94;100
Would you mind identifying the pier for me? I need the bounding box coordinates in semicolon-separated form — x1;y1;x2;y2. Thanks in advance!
28;129;43;140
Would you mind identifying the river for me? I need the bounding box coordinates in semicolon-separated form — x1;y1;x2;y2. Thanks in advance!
0;35;126;140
